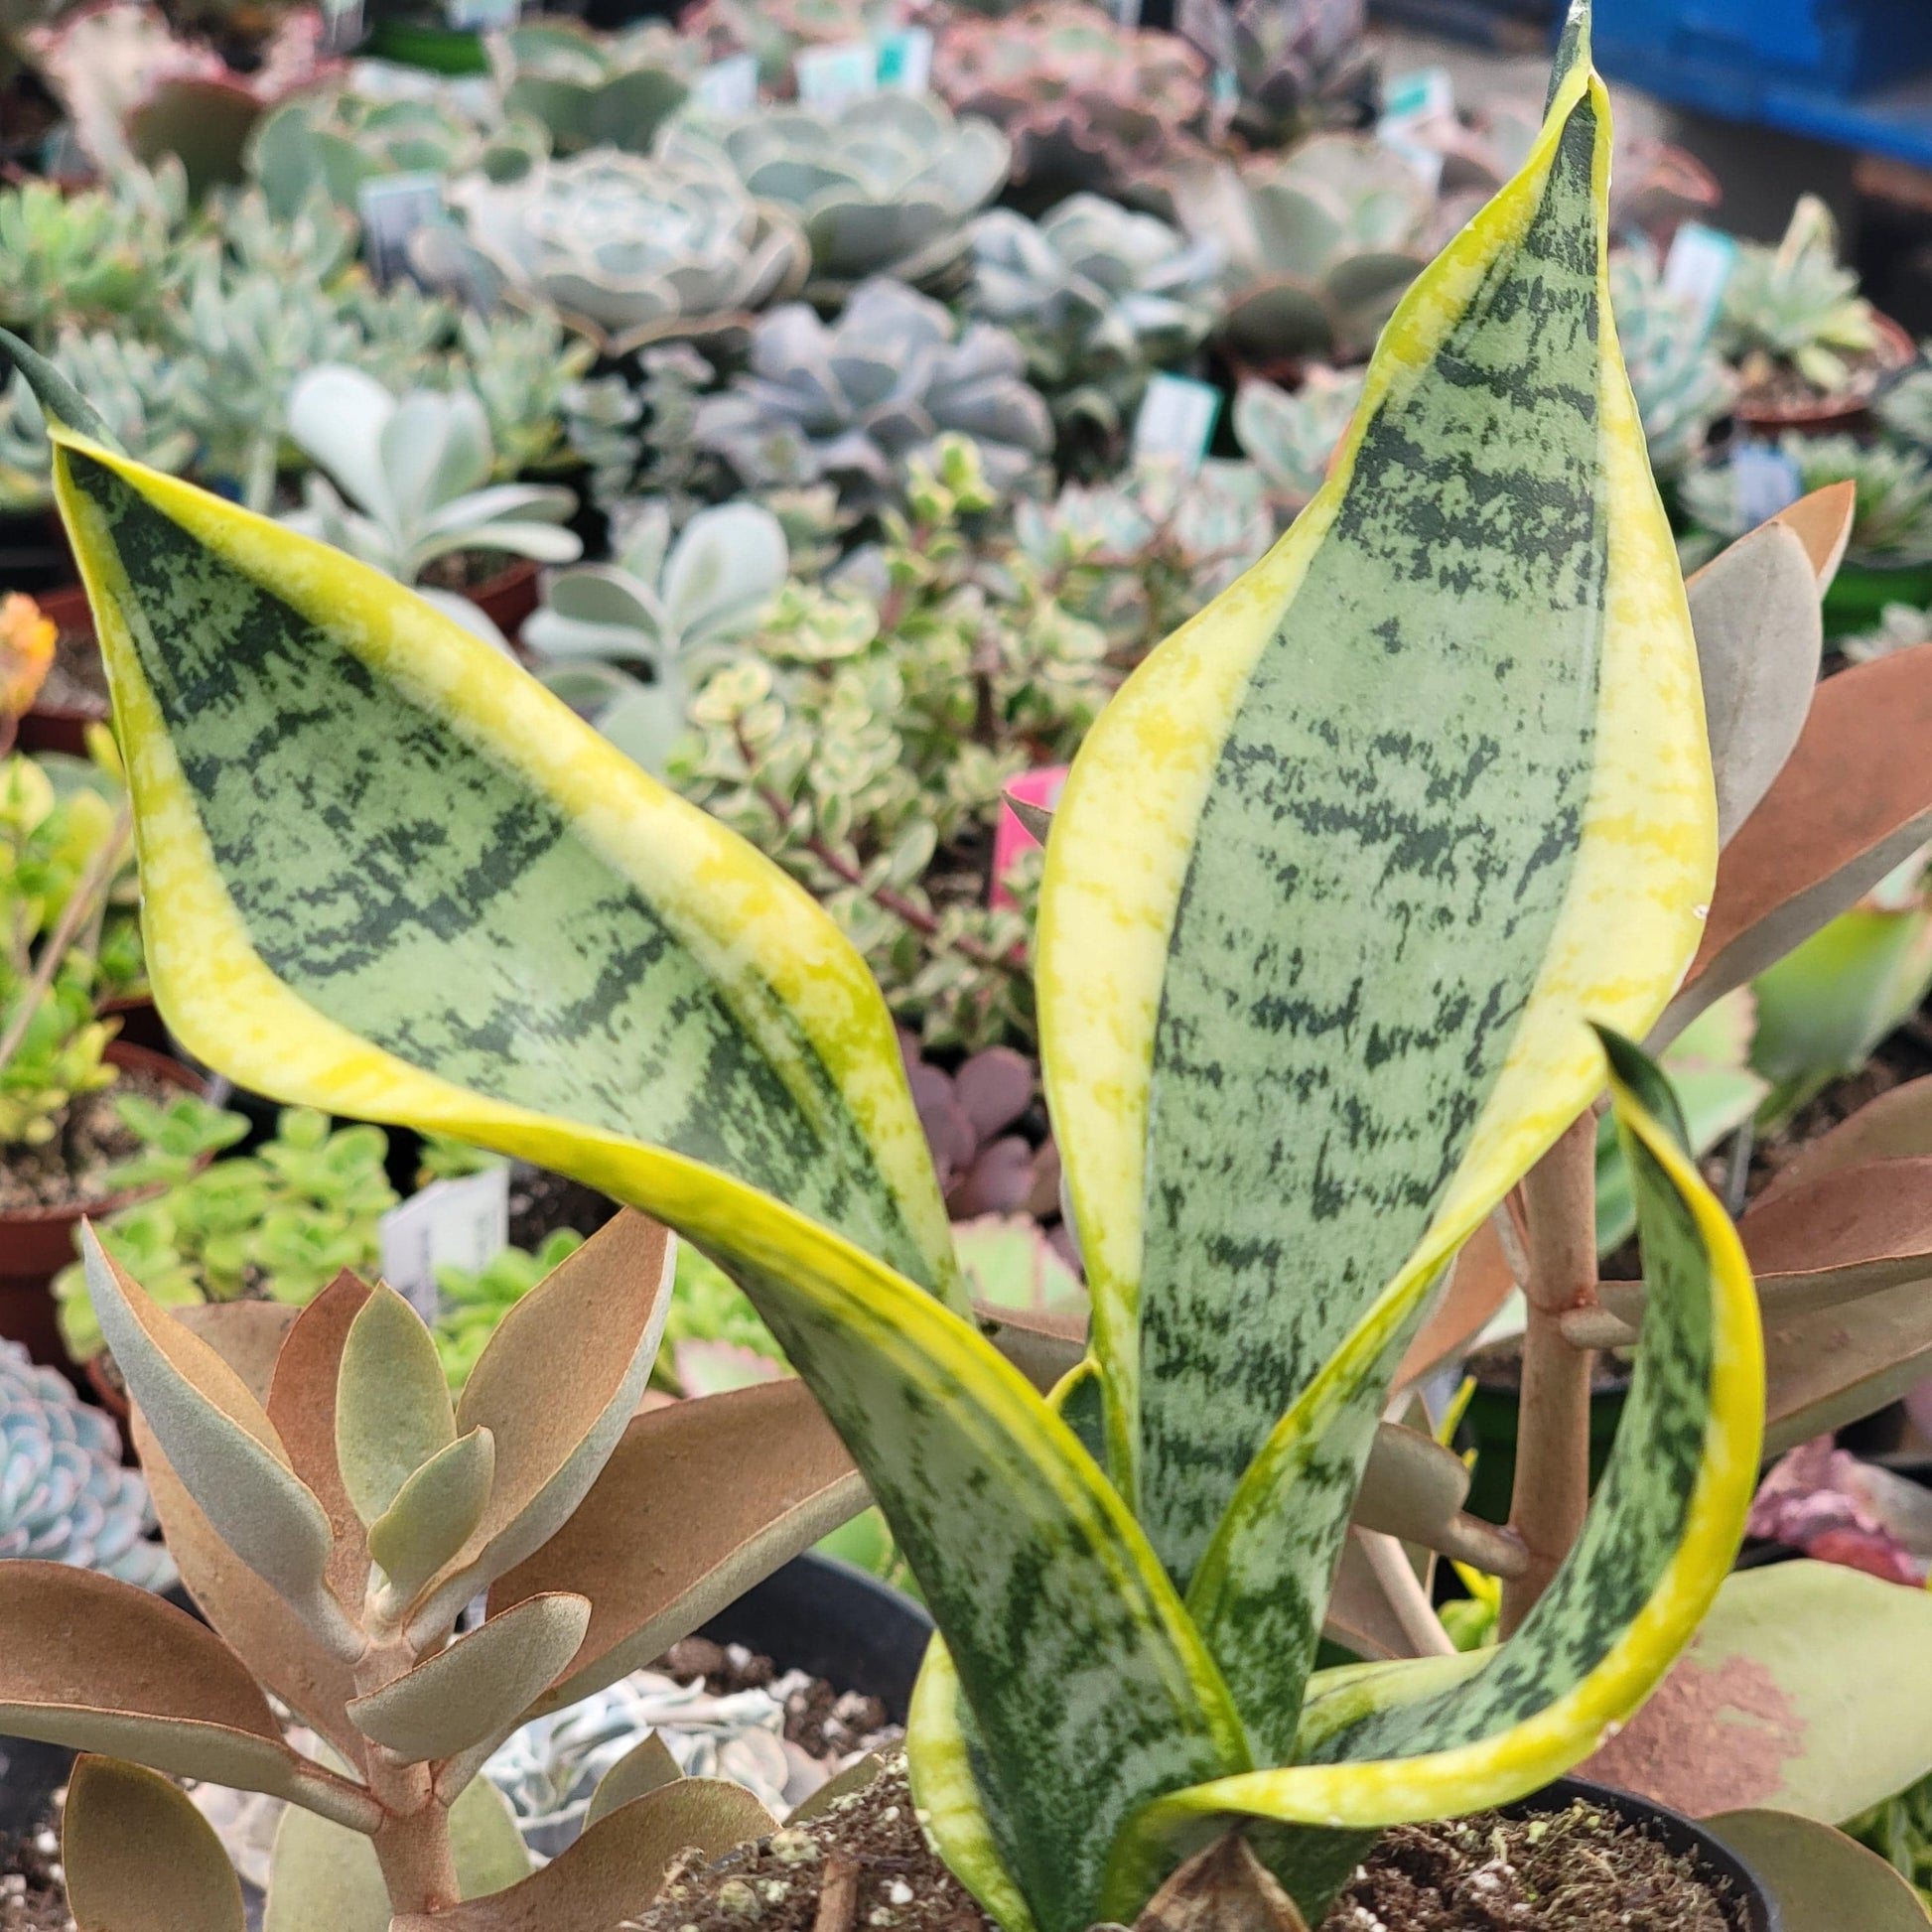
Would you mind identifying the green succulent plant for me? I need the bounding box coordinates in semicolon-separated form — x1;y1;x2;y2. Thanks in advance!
0;1338;177;1592
1842;600;1932;663
681;0;897;91
694;277;1054;512
1176;134;1435;368
525;499;789;775
492;18;697;155
54;1103;399;1363
0;166;185;346
1608;238;1737;478
966;193;1226;437
663;93;1011;306
0;327;196;511
1230;363;1363;514
281;364;580;640
1175;0;1378;150
441;148;809;356
1717;195;1884;400
1681;434;1932;569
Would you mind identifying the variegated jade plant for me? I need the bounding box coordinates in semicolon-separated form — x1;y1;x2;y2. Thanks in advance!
0;1219;865;1929
12;9;1762;1928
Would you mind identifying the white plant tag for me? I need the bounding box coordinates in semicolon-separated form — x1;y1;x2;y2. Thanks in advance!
794;40;878;106
1663;222;1738;341
446;0;517;30
875;25;933;93
379;1166;511;1320
357;172;445;287
1133;373;1222;473
1731;442;1805;529
695;52;758;116
1379;65;1453;131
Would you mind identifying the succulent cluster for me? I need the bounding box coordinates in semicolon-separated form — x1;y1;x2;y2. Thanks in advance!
678;0;900;93
1230;361;1362;511
445;148;809;354
1608;238;1737;477
933;0;1212;211
1176;0;1378;150
694;278;1053;511
1681;433;1932;569
662;93;1011;305
0;1338;175;1591
966;193;1224;437
493;18;697;154
0;167;184;345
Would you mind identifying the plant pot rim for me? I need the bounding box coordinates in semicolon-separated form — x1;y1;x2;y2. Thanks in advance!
1506;1776;1778;1932
1732;311;1915;431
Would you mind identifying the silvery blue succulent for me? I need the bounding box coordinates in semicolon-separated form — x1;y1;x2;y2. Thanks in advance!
1;1339;175;1591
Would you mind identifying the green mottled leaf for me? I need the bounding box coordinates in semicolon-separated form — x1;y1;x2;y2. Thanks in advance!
336;1284;457;1527
65;1755;246;1932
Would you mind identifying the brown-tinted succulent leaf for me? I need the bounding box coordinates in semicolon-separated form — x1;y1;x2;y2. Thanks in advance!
1769;480;1857;590
1583;1564;1932;1824
1737;1157;1932;1316
347;1591;592;1763
1658;643;1932;1044
388;1779;778;1932
786;1751;889;1825
1394;1215;1517;1389
1706;1810;1931;1931
1132;1826;1311;1932
1321;1531;1446;1663
65;1754;246;1932
0;1565;377;1831
266;1273;373;1611
1685;519;1822;847
336;1283;457;1527
413;1211;675;1636
1754;1074;1932;1205
1350;1424;1529;1579
83;1230;345;1646
131;1401;364;1765
977;1298;1088;1393
584;1730;682;1829
265;1765;530;1932
184;1300;300;1403
1763;1275;1932;1453
369;1426;496;1604
949;1136;1037;1217
490;1378;866;1716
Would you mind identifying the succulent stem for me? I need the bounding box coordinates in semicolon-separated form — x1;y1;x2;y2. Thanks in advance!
1499;1108;1600;1637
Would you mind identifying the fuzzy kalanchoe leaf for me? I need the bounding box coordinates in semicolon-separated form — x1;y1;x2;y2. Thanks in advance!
966;194;1225;435
663;94;1011;306
0;1338;176;1590
13;9;1755;1926
441;148;809;357
696;278;1053;511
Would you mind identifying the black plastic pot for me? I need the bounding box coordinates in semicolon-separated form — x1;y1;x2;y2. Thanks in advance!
1507;1778;1778;1931
698;1551;932;1725
1460;1361;1631;1526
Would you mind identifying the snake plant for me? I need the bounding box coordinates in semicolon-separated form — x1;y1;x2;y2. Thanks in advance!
5;9;1761;1927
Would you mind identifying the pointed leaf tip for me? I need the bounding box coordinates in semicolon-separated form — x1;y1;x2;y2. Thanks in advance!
0;329;121;451
1593;1026;1693;1156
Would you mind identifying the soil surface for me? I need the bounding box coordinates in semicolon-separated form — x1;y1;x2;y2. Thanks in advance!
1;1803;70;1932
1322;1800;1744;1932
659;1637;901;1767
33;628;108;720
0;1064;173;1212
1733;337;1900;419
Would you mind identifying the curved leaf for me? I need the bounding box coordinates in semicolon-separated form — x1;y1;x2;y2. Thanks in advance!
1035;2;1713;1623
1584;1562;1932;1824
584;1731;681;1829
1115;1033;1760;1922
1706;1809;1932;1930
369;1427;496;1603
65;1755;245;1932
44;422;958;1311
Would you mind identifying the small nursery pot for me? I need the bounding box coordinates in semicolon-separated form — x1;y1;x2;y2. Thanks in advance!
1506;1778;1778;1932
467;558;542;642
1733;311;1916;433
0;1042;207;1369
15;584;105;759
698;1551;933;1725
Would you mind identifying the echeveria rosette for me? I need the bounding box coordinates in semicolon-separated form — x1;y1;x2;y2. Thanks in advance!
10;6;1755;1927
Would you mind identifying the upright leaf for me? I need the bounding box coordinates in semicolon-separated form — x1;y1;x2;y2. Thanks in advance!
1035;6;1713;1603
335;1283;456;1526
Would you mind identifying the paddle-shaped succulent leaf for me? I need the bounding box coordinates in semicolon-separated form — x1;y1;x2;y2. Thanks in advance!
11;8;1757;1927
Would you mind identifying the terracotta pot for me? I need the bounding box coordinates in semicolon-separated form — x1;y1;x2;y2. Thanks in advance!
16;583;107;759
467;557;541;641
1733;311;1917;433
0;1041;207;1370
83;1350;128;1424
100;993;168;1055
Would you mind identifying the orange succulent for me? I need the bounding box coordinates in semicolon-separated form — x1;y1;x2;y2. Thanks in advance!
0;591;57;721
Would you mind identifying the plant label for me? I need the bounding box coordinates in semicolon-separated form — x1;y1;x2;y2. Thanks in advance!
875;26;933;93
447;0;518;29
357;172;445;288
1133;374;1221;473
993;765;1068;909
795;40;879;106
1731;443;1805;529
695;53;759;116
379;1166;511;1321
1664;222;1737;341
1377;66;1451;193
